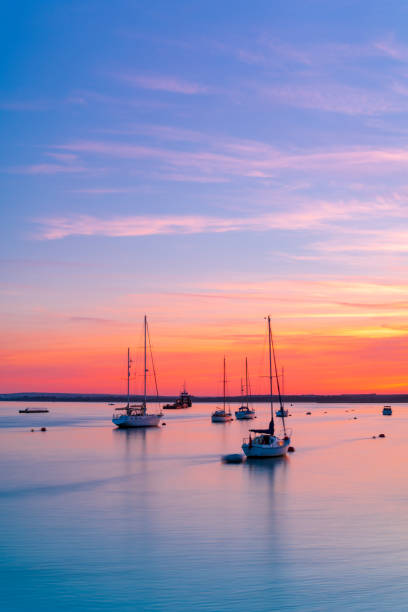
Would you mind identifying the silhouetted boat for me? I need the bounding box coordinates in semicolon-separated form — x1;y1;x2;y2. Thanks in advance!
112;316;162;428
382;405;392;415
163;386;192;409
242;316;291;458
19;408;49;414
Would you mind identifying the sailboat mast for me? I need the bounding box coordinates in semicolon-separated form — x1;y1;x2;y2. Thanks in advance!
144;315;147;409
127;347;130;407
245;357;249;408
223;356;226;412
267;316;274;425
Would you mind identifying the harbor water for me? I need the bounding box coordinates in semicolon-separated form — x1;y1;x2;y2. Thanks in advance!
0;401;407;611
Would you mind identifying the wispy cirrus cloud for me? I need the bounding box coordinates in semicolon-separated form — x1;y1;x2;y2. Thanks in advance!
7;163;88;175
53;137;408;181
117;73;209;94
34;198;394;240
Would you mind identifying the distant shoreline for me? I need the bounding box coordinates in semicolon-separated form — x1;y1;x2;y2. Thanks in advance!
1;393;407;404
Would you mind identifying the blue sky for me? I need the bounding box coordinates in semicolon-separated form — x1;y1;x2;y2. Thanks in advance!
2;0;408;393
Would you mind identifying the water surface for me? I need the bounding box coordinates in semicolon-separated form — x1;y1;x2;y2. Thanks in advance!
0;401;407;611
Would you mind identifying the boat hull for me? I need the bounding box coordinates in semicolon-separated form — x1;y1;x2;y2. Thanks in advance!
242;438;290;458
112;414;162;428
235;411;255;420
211;414;233;423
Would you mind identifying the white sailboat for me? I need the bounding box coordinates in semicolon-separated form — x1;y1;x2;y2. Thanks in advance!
112;316;162;428
235;357;256;420
242;316;291;458
211;357;233;423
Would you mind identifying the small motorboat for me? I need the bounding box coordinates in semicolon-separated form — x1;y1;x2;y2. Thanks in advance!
163;387;192;409
276;408;288;417
19;408;49;414
235;406;256;420
382;405;392;416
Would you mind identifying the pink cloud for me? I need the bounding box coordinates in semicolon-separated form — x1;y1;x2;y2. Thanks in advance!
8;164;88;175
118;73;208;94
34;200;383;240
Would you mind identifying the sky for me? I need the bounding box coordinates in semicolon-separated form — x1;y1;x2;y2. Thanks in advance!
2;0;408;395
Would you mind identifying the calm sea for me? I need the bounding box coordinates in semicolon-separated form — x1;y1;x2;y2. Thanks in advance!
1;401;407;611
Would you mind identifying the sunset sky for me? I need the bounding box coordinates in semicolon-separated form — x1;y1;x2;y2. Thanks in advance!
2;0;408;395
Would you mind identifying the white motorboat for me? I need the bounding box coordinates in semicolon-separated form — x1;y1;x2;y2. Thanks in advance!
242;316;291;458
112;316;162;429
235;358;256;420
236;406;256;420
211;357;233;423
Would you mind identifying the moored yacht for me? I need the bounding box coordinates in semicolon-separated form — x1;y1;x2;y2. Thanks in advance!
211;357;233;423
112;316;162;429
235;358;256;420
276;367;288;417
242;316;291;458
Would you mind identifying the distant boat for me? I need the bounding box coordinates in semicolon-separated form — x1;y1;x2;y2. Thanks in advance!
19;408;49;414
163;386;192;409
382;405;392;416
242;316;291;458
276;366;288;417
112;316;162;428
108;403;115;406
211;357;233;423
235;358;256;420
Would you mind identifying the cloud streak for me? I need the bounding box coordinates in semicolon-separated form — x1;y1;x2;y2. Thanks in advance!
34;199;391;240
117;73;208;94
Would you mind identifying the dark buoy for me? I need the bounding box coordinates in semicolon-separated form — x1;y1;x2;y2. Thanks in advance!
288;446;295;453
40;427;47;432
162;422;166;426
30;429;35;432
372;435;376;439
353;417;357;420
379;433;385;438
306;412;311;415
222;453;244;464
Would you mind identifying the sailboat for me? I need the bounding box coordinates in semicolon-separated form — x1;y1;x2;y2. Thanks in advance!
235;358;256;420
211;357;233;423
276;366;288;418
242;316;291;458
112;316;162;428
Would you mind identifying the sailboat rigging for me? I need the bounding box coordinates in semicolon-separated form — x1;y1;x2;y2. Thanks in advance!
112;316;162;428
211;357;233;423
242;316;291;457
